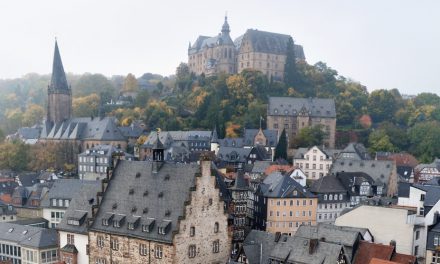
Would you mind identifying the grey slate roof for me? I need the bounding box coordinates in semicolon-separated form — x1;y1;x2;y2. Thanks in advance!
90;160;200;244
217;147;251;163
397;182;411;198
242;230;279;264
243;129;278;147
17;173;39;187
269;235;345;264
57;181;101;234
339;143;371;160
0;222;57;249
262;172;316;198
235;29;305;60
41;116;126;142
268;97;336;117
219;137;245;148
251;161;272;174
48;41;69;93
41;179;95;208
330;159;394;192
17;127;41;140
310;175;347;193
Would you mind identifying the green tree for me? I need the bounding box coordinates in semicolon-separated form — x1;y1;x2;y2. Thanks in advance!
284;37;298;89
73;73;116;98
368;130;395;153
175;63;192;91
293;125;327;148
413;93;440;107
274;129;287;160
135;90;150;108
367;89;397;123
408;121;440;162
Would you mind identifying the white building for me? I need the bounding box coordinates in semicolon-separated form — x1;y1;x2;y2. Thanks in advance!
41;179;96;228
293;146;335;180
335;205;425;259
57;182;100;264
0;222;58;264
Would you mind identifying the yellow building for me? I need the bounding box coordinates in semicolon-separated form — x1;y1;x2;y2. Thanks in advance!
258;172;318;235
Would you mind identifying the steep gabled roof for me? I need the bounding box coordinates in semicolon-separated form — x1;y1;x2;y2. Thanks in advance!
268;97;336;118
310;175;346;193
48;41;69;93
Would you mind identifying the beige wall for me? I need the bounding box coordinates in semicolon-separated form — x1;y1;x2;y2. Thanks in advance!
335;206;417;256
266;197;318;235
89;231;174;264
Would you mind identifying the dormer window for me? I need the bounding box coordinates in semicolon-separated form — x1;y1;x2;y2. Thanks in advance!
112;214;125;228
158;221;171;235
142;218;155;233
102;213;114;226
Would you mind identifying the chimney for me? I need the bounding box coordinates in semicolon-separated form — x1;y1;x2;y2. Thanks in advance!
309;239;319;254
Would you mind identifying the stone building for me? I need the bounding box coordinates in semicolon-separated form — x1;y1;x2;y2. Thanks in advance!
267;97;336;148
39;41;128;165
188;17;305;80
88;141;231;263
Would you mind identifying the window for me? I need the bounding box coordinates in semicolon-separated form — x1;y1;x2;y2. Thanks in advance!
360;182;370;195
421;194;425;201
155;245;163;259
95;258;106;264
97;235;104;248
111;238;119;251
324;195;327;201
188;244;197;258
214;222;219;233
435;235;440;246
67;233;75;244
414;245;418;256
309;200;313;205
329;194;333;201
139;243;148;256
212;240;220;253
432;252;440;263
420;207;425;216
339;194;343;200
416;230;420;240
41;249;58;263
190;226;195;236
303;200;306;206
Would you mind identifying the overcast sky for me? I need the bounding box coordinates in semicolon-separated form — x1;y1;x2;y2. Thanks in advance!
0;0;439;95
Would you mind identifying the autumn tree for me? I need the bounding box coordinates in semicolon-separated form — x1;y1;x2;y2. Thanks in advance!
122;73;139;92
72;93;100;117
23;104;45;126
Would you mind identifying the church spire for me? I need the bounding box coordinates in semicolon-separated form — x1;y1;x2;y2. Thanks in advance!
49;40;69;93
221;15;230;35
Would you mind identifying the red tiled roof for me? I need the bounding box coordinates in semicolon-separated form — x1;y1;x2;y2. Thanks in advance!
264;165;293;175
369;258;398;264
353;241;394;264
391;253;416;264
0;194;12;204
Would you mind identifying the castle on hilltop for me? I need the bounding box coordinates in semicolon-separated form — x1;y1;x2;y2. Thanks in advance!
188;16;305;80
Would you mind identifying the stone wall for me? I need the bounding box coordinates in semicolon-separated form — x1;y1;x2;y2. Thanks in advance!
173;159;231;263
88;231;174;264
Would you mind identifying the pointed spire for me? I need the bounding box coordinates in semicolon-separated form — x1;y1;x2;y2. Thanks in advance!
49;40;69;93
211;126;219;143
221;15;230;35
188;41;192;50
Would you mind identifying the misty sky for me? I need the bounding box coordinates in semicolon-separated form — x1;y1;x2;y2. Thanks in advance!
0;0;439;95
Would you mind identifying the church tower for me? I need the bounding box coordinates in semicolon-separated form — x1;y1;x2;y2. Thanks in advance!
47;40;72;124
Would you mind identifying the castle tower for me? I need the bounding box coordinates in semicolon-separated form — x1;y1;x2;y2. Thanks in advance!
47;40;72;124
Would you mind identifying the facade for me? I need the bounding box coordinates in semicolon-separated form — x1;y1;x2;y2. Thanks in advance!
293;146;334;180
0;202;16;223
310;175;350;223
335;205;425;259
330;159;398;197
188;17;306;80
57;182;101;264
415;159;440;183
426;220;440;264
228;172;251;250
257;172;317;235
41;179;95;228
0;222;58;264
88;146;231;263
77;144;129;180
336;172;385;207
267;97;337;148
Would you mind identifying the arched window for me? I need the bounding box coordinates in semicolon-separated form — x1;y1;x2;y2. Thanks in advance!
339;194;343;200
329;194;333;201
324;195;327;201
